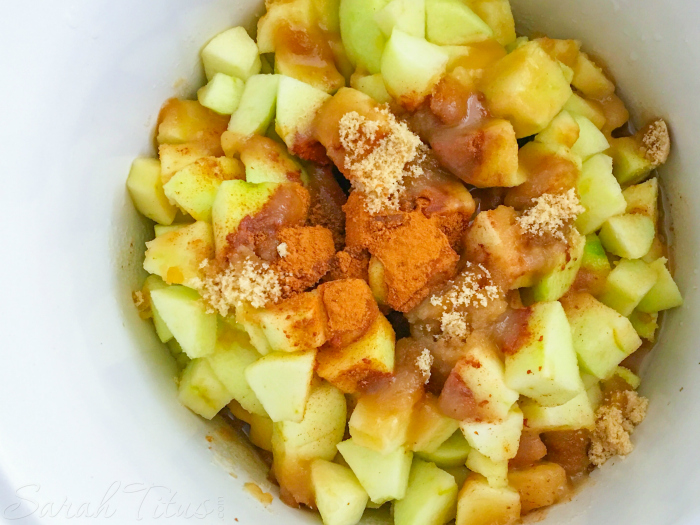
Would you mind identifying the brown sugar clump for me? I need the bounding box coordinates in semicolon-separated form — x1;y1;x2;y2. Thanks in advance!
588;390;649;467
326;249;370;282
274;226;336;297
516;189;584;241
640;119;670;167
319;279;379;347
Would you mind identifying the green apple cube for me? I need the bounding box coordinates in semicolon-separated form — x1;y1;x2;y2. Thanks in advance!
479;41;572;137
563;93;606;130
337;438;413;504
582;372;603;410
572;52;615;99
575;153;627;234
525;230;585;303
211;180;279;258
570;114;609;160
178;358;233;419
393;459;458;525
348;393;414;454
127;158;178;225
460;406;523;462
163;157;242;222
381;29;448;110
425;0;493;45
456;474;521;525
600;259;658;316
241;140;306;185
201;26;261;81
581;233;611;275
520;389;595;432
416;431;471;468
599;213;655;259
276;75;332;150
311;460;369;525
142;275;173;343
623;178;658;221
350;73;392;103
534;110;580;148
637;257;683;312
227;74;280;136
150;286;217;358
158;143;211;184
466;450;508;489
453;341;519;422
340;0;389;74
629;309;658;341
207;330;266;416
408;396;460;454
504;301;584;407
154;224;188;237
245;349;316;423
614;366;641;389
465;0;516;47
609;136;654;186
375;0;425;38
563;292;641;379
143;221;214;287
197;73;245;115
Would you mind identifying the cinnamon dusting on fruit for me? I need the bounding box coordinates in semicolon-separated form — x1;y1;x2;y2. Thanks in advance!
275;226;335;295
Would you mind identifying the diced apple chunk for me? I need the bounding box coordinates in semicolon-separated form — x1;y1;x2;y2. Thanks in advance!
572;52;615;99
456;474;520;525
337;438;413;504
599;259;658;316
479;41;572;137
150;286;217;358
570;114;609;160
416;431;472;468
614;366;641;389
393;459;458;525
339;0;389;74
227;74;280;138
504;301;584;407
381;29;448;110
201;27;261;81
311;460;369;525
178;358;232;419
534;110;580;148
629;310;658;342
197;73;245;116
599;213;655;259
143;221;214;287
349;389;417;454
575;153;627;234
240;135;306;185
156;99;229;151
563;93;606;130
465;0;516;47
524;230;584;303
127;158;178;225
520;389;595;432
141;275;173;342
466;450;508;488
425;0;493;45
408;394;460;454
623;178;658;221
276;75;332;150
158;143;212;184
350;72;393;103
460;406;523;462
507;462;570;514
375;0;425;38
637;257;683;312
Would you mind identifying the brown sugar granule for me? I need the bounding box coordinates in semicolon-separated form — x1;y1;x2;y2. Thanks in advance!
588;390;648;466
319;279;379;347
641;119;670;167
274;226;336;297
326;249;370;282
516;189;584;241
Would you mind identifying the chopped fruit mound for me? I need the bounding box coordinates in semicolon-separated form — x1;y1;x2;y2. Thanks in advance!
516;188;584;240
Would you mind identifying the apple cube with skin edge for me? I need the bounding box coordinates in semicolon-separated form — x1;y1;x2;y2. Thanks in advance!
206;326;266;416
623;178;659;221
381;29;448;110
408;394;461;454
276;75;332;151
534;110;580;149
127;158;178;225
570;114;609;160
141;275;173;343
337;438;413;504
339;0;389;74
466;450;508;489
504;301;584;407
520;389;595;432
572;52;615;99
425;0;493;46
227;74;280;138
158;143;213;184
637;257;683;312
156;99;229;151
273;381;348;507
563;93;606;130
575;153;627;234
201;27;261;81
240;136;308;185
456;474;520;525
416;431;471;468
479;41;572;137
598;213;655;259
629;309;658;341
143;221;214;287
608;136;655;186
197;73;245;115
460;406;523;462
150;286;217;359
393;459;458;525
245;349;316;423
178;358;233;419
599;258;658;316
211;180;280;259
375;0;425;38
577;233;611;295
562;291;642;379
163;157;244;222
508;463;570;514
465;0;516;47
311;460;369;525
350;72;392;103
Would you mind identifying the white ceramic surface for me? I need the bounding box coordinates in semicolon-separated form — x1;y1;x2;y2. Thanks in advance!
1;0;699;524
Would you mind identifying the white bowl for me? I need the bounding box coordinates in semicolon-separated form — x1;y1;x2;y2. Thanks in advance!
1;0;699;523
